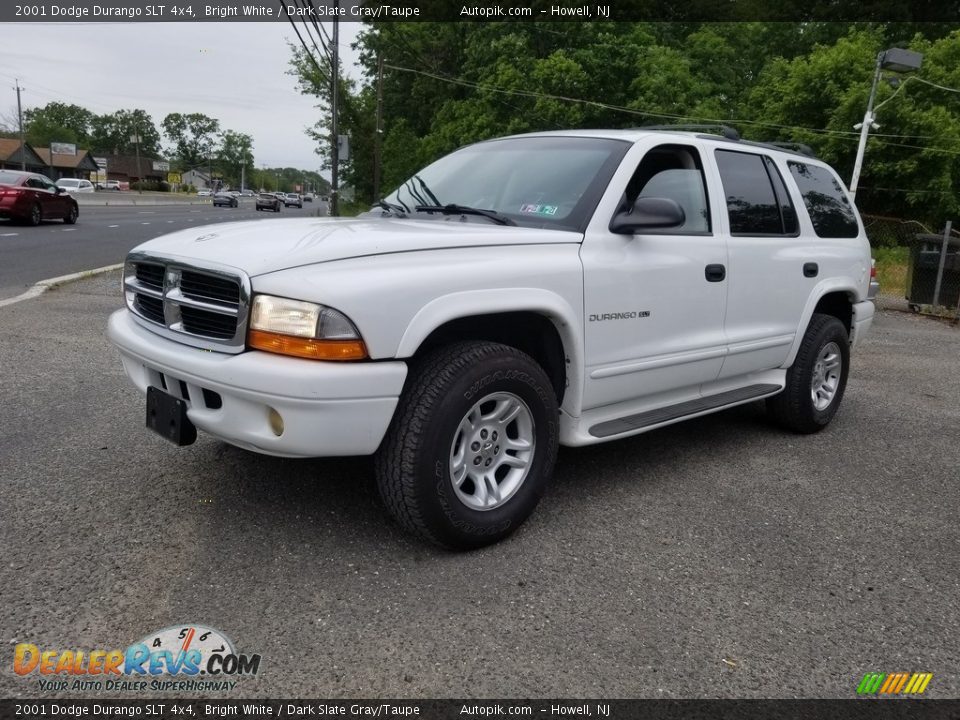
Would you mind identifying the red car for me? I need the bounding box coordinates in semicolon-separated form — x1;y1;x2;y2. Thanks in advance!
0;169;80;225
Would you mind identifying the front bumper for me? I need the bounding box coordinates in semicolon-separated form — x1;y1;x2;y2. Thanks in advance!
107;310;407;457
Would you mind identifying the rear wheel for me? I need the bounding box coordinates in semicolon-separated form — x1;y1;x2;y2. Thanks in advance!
27;203;41;226
375;341;559;549
767;313;850;433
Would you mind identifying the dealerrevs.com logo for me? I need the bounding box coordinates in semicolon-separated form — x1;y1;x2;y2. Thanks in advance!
14;625;261;693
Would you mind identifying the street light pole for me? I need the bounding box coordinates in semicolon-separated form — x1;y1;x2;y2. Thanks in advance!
849;52;884;200
132;124;143;195
15;79;25;171
849;48;922;201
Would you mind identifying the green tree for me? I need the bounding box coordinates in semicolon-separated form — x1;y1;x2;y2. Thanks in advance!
747;28;960;222
217;130;254;189
162;112;221;169
89;109;162;156
23;102;93;147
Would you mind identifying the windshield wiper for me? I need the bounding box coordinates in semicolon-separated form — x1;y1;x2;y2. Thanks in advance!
414;204;517;226
377;199;408;217
414;175;441;207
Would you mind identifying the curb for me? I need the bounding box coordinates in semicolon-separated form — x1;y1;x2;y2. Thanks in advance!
0;263;123;309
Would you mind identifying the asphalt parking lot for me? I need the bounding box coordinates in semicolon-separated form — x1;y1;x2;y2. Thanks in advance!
1;274;958;700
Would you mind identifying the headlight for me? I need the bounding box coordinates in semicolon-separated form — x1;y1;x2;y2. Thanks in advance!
247;294;367;360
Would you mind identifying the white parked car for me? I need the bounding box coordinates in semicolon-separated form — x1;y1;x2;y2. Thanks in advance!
108;128;875;549
196;189;212;197
56;178;95;194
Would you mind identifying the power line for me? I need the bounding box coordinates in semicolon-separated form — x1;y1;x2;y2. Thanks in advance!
278;0;329;86
381;62;960;158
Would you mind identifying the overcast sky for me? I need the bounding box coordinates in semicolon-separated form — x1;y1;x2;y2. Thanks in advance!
0;22;362;171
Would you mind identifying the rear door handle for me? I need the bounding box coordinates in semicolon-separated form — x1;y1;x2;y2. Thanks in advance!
705;264;726;282
803;262;819;278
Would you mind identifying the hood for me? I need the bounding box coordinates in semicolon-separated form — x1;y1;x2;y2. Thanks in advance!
131;216;583;276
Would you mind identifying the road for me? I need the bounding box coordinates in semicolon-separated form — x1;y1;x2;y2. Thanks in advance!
0;199;327;300
0;275;957;699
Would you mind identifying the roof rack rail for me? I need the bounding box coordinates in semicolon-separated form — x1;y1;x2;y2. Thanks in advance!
641;124;741;141
765;142;817;158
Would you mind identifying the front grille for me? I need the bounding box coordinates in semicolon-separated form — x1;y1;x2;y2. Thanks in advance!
180;305;237;339
135;294;165;324
124;254;250;353
180;270;240;307
135;263;164;291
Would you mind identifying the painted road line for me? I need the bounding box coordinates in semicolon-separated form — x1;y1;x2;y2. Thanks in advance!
0;263;123;309
61;228;76;232
108;224;119;228
0;232;18;237
141;222;150;225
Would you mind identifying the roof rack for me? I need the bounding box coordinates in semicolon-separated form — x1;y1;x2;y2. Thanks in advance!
641;124;741;141
765;142;817;158
638;123;820;159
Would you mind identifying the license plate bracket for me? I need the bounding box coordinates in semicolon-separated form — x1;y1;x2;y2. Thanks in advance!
146;386;197;446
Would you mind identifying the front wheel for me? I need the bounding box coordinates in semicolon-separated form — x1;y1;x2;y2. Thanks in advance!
64;204;78;224
375;341;559;549
767;313;850;434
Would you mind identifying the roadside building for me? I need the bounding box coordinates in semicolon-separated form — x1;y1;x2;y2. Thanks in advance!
181;169;213;190
0;139;47;173
32;146;101;181
100;154;168;186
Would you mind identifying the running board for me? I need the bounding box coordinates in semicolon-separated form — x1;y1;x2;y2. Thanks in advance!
588;384;782;438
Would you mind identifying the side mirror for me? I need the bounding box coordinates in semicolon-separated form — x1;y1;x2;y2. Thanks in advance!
55;186;66;194
609;196;685;235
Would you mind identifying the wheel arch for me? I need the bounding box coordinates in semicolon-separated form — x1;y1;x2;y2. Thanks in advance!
784;283;856;368
396;290;582;408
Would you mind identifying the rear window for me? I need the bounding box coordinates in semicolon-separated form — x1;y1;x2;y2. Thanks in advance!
787;162;859;238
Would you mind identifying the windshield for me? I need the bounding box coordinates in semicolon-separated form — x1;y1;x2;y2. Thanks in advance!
381;136;629;231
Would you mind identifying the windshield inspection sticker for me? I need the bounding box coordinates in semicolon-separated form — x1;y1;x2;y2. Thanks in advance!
519;204;558;216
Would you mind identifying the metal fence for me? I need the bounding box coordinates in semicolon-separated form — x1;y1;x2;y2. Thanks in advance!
862;214;960;322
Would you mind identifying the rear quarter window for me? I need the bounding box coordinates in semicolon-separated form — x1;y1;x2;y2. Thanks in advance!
787;162;859;238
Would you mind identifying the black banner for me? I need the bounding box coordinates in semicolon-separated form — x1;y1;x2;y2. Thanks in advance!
2;0;959;23
3;700;960;720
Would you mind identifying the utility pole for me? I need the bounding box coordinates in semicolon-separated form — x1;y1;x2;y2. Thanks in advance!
15;79;25;170
330;6;339;217
132;120;143;195
373;52;384;201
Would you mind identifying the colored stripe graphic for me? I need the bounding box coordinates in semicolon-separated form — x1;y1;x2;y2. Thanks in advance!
858;672;932;695
857;673;885;694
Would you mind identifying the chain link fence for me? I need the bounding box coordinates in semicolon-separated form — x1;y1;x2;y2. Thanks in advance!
862;214;960;322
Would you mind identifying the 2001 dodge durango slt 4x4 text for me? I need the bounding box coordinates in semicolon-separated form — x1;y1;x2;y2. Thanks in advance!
108;128;876;549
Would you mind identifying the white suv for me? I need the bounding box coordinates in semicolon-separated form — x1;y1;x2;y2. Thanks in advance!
108;128;875;548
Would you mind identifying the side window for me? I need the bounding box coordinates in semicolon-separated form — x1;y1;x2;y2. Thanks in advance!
626;144;711;234
787;162;859;238
715;150;792;235
764;157;798;234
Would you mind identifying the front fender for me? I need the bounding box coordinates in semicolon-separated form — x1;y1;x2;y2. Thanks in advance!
396;288;584;414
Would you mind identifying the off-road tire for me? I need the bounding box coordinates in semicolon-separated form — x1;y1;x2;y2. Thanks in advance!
375;341;560;550
767;313;850;434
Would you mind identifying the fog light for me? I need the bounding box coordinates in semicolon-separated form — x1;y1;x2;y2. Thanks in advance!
267;407;284;437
